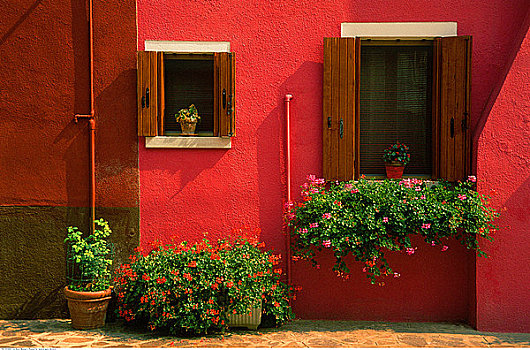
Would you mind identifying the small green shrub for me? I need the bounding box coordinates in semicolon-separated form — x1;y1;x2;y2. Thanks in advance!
113;232;294;335
64;219;113;292
286;175;499;283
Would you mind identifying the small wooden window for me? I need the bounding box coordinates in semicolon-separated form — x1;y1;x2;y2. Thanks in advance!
137;51;236;138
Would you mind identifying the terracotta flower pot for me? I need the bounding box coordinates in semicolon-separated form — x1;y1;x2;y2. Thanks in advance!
385;162;405;179
180;121;197;135
64;286;112;329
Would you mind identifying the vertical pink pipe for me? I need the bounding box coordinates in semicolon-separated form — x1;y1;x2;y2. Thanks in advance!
285;94;293;286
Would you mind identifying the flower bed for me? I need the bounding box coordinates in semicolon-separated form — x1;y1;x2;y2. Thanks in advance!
285;175;499;283
113;233;294;335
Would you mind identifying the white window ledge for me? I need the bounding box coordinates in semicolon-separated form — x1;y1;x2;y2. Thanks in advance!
145;137;231;149
341;22;457;38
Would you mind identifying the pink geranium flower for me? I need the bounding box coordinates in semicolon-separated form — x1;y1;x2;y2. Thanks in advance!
382;217;389;223
322;240;331;248
310;222;319;228
468;175;477;183
298;228;308;234
322;213;332;219
351;188;359;194
422;223;431;229
441;245;449;252
406;247;416;255
458;194;467;201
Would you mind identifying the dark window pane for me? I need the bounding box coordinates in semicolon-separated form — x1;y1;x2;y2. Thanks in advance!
164;57;214;135
360;45;433;176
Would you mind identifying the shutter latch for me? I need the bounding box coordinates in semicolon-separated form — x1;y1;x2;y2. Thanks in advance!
227;94;232;115
462;113;468;131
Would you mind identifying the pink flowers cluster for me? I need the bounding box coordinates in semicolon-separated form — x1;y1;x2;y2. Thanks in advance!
309;222;319;228
458;194;467;201
399;178;423;189
467;175;477;183
421;223;431;229
307;174;325;185
382;217;389;223
322;213;332;219
322;240;331;248
406;247;417;255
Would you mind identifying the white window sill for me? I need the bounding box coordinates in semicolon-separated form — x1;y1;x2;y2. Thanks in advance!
145;137;231;149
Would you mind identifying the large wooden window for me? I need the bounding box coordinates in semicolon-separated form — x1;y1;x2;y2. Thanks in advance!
137;51;235;138
323;36;471;182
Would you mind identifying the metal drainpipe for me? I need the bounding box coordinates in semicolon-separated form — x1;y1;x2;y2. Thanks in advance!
285;94;293;286
74;0;96;235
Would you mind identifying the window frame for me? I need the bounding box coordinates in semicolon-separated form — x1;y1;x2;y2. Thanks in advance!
322;23;471;181
139;41;235;149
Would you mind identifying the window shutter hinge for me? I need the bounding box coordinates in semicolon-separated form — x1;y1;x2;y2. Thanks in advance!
328;117;332;129
339;118;344;139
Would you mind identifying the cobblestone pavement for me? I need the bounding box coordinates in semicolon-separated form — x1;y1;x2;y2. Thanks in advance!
0;319;529;348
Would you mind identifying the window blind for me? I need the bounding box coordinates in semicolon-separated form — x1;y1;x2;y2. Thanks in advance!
360;45;433;176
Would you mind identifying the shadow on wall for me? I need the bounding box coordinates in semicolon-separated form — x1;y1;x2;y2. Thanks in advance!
256;61;323;256
472;8;530;172
0;0;44;47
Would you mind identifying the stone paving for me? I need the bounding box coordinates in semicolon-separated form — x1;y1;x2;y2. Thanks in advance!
0;319;529;348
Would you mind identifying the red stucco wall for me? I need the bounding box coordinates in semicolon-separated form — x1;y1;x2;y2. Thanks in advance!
137;0;529;330
476;11;530;333
0;0;138;208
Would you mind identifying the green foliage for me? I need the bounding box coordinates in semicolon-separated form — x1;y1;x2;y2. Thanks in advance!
175;104;201;123
382;142;411;165
114;233;295;335
64;219;113;292
286;175;499;283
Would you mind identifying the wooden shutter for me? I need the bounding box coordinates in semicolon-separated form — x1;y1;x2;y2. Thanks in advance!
433;36;472;181
323;37;360;181
215;52;236;137
137;51;164;136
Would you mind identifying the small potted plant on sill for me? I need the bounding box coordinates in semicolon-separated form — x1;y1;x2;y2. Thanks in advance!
64;219;113;329
176;104;201;135
382;142;411;179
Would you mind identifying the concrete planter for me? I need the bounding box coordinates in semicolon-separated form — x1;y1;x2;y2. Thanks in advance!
228;302;262;330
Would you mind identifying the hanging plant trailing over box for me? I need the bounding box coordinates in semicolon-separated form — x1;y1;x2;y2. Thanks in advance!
285;175;499;283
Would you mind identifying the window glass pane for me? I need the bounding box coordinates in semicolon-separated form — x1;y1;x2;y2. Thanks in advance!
164;57;214;135
360;45;432;176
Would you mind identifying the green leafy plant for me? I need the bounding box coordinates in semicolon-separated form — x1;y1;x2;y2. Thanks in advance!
382;142;411;165
65;219;113;292
113;231;295;335
175;104;201;123
286;175;498;283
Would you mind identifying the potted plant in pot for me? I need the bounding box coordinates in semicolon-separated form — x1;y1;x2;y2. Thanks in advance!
382;142;411;179
176;104;201;135
64;218;113;329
